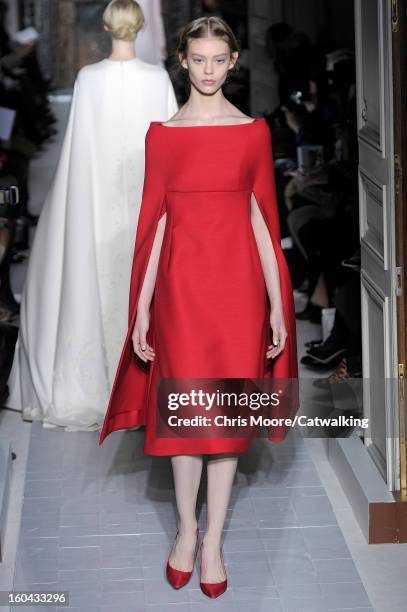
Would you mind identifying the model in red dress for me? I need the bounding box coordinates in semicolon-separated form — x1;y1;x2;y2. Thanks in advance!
99;13;299;597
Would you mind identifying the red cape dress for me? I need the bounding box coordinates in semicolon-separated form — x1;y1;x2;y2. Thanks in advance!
99;117;299;454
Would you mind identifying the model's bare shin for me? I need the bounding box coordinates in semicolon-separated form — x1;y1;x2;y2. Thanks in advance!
205;453;238;542
201;453;238;582
168;454;203;571
171;454;203;531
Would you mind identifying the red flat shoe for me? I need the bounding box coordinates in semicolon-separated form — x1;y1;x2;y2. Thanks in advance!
166;527;199;589
199;541;227;598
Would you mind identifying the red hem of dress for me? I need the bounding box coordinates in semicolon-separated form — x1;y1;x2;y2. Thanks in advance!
99;411;145;445
100;413;289;451
143;437;252;455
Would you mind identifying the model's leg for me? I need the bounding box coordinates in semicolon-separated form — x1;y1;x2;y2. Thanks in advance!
169;454;203;571
201;453;239;582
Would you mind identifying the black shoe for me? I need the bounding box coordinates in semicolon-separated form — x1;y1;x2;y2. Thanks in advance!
306;335;347;364
306;346;347;365
300;354;345;371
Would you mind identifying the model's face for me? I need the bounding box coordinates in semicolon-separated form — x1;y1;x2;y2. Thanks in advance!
180;37;238;95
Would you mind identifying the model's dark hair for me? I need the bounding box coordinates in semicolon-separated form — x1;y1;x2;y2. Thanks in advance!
170;16;241;88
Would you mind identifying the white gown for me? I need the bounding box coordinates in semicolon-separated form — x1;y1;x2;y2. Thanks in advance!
7;57;178;430
134;0;166;66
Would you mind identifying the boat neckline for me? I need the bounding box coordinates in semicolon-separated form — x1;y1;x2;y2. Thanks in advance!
154;117;265;128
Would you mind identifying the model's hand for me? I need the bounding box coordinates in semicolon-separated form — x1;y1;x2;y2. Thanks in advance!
267;307;287;359
132;310;155;362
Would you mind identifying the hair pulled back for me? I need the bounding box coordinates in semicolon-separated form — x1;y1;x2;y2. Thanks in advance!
103;0;144;42
171;16;241;86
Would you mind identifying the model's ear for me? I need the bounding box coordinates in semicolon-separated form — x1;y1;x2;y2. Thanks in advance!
229;50;239;70
178;52;188;71
103;25;110;33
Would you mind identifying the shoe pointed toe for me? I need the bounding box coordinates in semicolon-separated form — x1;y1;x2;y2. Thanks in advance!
200;578;227;598
166;527;199;589
199;542;228;598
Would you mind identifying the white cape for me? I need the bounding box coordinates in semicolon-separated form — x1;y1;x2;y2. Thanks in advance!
7;57;178;430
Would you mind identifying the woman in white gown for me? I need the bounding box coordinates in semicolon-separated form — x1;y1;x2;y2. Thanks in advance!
7;0;178;430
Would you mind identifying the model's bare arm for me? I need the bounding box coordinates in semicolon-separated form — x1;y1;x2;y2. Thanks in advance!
250;193;287;359
132;212;167;361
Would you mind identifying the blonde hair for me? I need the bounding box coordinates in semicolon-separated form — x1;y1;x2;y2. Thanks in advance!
103;0;144;42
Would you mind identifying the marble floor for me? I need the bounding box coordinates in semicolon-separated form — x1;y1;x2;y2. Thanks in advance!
0;99;406;611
